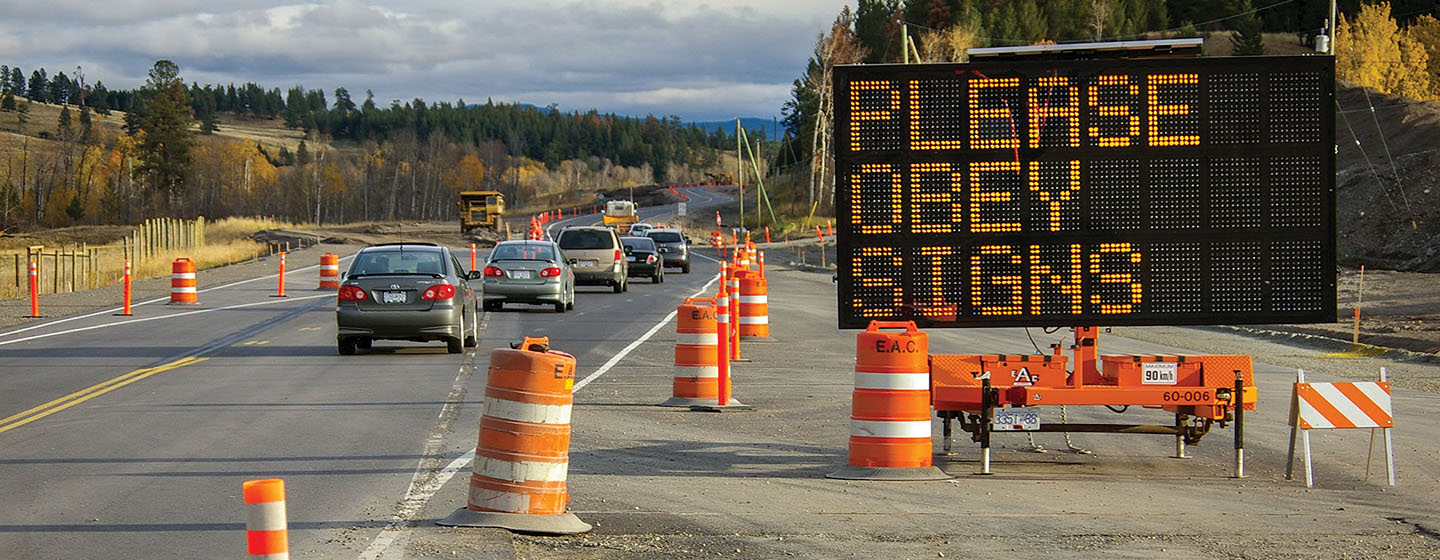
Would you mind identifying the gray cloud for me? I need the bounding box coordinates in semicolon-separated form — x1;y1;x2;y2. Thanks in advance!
0;0;835;120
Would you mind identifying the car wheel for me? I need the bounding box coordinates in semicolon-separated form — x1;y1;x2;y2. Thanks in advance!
613;280;623;293
554;300;566;313
621;279;628;292
446;336;463;354
653;270;662;283
566;293;575;310
357;337;373;350
682;261;691;274
338;338;357;356
464;307;478;347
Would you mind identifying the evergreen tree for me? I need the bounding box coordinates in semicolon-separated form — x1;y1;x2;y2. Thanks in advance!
135;60;194;200
856;0;901;62
0;65;8;93
0;90;13;111
9;68;23;96
78;104;94;143
57;104;72;137
334;87;356;112
1230;1;1265;55
50;71;70;105
284;86;306;128
28;69;47;102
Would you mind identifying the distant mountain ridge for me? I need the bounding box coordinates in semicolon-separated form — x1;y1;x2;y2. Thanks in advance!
499;104;778;139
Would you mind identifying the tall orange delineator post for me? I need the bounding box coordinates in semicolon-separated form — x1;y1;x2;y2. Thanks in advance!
662;297;736;407
318;253;340;290
727;268;742;360
243;478;289;559
470;243;477;271
24;260;40;318
272;252;288;297
118;259;133;316
170;258;197;304
687;266;753;412
439;337;590;534
828;321;950;480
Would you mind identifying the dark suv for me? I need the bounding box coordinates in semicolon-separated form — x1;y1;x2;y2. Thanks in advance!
335;243;481;355
644;228;690;273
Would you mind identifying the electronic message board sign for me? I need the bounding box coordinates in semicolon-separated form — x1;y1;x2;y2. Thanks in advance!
834;56;1335;329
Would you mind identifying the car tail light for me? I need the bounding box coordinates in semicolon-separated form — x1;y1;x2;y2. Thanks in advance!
338;285;368;301
614;250;623;261
646;255;657;264
483;266;504;277
540;267;562;278
422;284;456;300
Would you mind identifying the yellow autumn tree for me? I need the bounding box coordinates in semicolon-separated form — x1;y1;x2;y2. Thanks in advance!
1408;15;1440;98
1335;2;1433;100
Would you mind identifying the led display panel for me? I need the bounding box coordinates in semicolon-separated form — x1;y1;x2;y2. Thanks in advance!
834;56;1335;328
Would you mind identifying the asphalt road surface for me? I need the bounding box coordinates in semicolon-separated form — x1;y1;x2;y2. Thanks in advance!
1;188;1437;559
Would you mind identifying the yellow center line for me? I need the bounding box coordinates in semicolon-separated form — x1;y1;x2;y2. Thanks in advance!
0;356;209;434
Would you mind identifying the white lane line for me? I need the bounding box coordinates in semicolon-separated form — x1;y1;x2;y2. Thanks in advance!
573;270;722;392
0;293;335;347
357;269;721;559
0;254;354;340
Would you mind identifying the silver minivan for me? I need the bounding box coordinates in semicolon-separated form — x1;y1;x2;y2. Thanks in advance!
556;226;628;292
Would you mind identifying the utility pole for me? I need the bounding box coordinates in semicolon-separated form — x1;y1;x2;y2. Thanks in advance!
736;118;744;231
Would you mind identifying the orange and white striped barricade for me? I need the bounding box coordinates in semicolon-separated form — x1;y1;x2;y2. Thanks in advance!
439;337;590;534
662;298;739;407
1286;368;1396;488
726;268;742;361
318;253;340;289
690;265;753;412
243;478;288;559
828;321;949;480
738;271;770;339
169;258;197;304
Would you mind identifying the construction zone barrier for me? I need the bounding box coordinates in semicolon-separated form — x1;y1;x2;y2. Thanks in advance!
169;258;197;304
439;337;590;534
661;298;732;407
689;263;753;412
272;252;287;297
1287;368;1396;488
118;259;133;316
829;321;950;480
738;270;770;339
318;253;340;290
243;478;288;559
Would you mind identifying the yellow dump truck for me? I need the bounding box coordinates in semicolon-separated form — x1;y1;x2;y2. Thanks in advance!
602;200;638;234
459;191;506;234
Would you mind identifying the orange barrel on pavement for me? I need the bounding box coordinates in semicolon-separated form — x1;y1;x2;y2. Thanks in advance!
243;478;289;559
169;258;197;304
828;321;949;480
662;298;728;406
738;271;770;339
439;337;591;534
318;253;340;289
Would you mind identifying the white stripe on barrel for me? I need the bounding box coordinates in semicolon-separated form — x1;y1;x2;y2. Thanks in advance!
854;372;930;391
851;419;932;438
677;332;718;346
482;398;572;425
473;454;569;483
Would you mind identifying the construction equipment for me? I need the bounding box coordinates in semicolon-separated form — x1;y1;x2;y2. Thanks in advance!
602;200;638;234
459;191;506;234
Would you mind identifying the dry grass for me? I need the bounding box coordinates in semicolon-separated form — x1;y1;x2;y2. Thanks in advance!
130;240;263;280
205;216;302;243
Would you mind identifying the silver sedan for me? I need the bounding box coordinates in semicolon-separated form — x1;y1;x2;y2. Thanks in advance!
481;240;576;313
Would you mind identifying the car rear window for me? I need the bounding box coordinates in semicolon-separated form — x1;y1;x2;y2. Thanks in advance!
352;251;446;275
622;237;656;251
647;232;682;243
558;230;614;250
491;244;556;261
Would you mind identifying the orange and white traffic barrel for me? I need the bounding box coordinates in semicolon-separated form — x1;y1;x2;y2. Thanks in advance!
739;272;770;339
662;298;732;407
439;337;591;534
318;253;340;289
828;321;949;480
243;478;288;559
169;258;197;304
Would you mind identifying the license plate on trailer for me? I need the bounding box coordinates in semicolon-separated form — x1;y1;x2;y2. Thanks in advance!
382;291;407;304
992;409;1041;431
511;270;531;279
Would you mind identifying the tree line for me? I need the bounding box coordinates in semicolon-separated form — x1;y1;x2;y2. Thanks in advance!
0;60;745;232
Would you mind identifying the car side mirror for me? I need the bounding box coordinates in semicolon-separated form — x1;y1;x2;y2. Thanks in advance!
623;246;633;255
466;270;483;280
567;258;578;265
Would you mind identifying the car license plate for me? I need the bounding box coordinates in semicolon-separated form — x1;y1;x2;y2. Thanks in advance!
581;260;598;267
511;270;531;279
992;409;1040;431
382;291;407;304
627;256;637;262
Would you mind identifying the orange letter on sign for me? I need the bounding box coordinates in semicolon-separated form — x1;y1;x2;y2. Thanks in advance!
1089;242;1144;314
971;245;1024;316
1088;75;1140;147
1028;76;1079;148
851;163;903;234
969;78;1021;150
1147;73;1200;147
849;80;901;152
910;163;963;234
969;161;1022;233
853;247;906;318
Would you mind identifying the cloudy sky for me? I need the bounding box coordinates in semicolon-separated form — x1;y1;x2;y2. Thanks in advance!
0;0;842;121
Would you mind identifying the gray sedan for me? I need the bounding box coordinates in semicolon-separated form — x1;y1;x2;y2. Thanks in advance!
481;240;576;313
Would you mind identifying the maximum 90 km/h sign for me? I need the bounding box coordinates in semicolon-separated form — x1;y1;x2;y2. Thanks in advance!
833;56;1335;329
